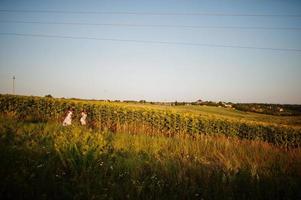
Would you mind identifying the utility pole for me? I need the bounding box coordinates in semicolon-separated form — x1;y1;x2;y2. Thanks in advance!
12;76;15;95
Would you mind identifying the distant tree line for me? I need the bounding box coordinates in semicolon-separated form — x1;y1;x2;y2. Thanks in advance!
233;103;301;116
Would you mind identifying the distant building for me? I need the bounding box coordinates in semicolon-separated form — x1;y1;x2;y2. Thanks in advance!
195;99;203;104
221;102;232;108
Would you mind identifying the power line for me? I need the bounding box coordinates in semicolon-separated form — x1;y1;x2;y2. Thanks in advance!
0;32;300;53
0;9;300;17
1;20;301;31
12;75;15;95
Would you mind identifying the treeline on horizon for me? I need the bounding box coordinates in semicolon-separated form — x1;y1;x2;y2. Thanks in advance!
233;103;301;116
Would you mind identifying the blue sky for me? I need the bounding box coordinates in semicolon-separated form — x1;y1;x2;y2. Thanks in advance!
0;0;300;103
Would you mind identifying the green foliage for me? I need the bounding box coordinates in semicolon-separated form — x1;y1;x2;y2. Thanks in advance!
234;103;301;116
0;94;301;147
0;117;300;199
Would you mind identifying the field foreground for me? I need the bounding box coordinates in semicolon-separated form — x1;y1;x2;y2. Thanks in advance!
0;116;300;199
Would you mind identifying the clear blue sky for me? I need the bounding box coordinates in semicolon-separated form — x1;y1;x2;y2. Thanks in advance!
0;0;300;104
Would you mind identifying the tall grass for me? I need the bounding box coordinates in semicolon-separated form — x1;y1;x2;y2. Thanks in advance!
0;115;300;199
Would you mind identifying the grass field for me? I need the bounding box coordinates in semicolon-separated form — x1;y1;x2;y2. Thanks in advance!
1;95;301;199
0;115;301;199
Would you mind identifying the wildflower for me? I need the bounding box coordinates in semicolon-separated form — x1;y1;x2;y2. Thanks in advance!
37;164;44;168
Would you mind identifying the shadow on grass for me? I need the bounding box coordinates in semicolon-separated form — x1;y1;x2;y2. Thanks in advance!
0;122;300;200
0;147;300;199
